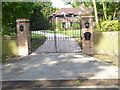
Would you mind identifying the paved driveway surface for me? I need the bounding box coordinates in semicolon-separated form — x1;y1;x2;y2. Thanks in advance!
2;53;119;81
31;31;81;53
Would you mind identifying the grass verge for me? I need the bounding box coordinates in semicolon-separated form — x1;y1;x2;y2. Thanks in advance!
31;33;47;39
89;54;118;67
2;79;119;88
41;30;81;38
1;55;20;63
1;33;47;63
31;33;47;51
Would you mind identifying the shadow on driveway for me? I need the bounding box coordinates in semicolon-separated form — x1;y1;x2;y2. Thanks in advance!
2;53;119;81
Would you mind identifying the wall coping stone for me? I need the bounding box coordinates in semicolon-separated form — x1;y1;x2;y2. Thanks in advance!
16;18;30;22
3;36;16;40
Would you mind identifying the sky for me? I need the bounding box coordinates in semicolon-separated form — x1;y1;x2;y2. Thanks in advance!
51;0;72;8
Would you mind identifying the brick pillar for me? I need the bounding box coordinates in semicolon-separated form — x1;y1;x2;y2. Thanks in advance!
16;18;31;56
81;14;94;55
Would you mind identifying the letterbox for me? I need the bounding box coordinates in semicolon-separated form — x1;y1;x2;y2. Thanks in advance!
84;32;91;40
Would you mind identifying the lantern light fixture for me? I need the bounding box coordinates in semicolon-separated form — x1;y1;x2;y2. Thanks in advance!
85;21;90;28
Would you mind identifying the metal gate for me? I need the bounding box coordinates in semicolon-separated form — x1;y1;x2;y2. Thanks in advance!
31;9;82;53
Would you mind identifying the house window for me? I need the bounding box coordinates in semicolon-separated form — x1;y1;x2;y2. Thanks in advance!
70;22;73;27
62;22;65;28
65;22;70;28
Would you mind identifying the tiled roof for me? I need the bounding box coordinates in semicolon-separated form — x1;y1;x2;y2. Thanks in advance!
54;7;93;15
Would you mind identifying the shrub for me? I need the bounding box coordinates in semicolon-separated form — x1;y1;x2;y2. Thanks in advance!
72;22;80;30
67;27;73;30
2;26;16;36
56;22;64;31
95;20;119;32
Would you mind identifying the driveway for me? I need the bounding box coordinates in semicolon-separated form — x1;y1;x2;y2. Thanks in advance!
2;53;119;81
31;31;81;53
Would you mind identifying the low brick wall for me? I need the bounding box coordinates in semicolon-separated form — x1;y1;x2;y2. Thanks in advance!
93;32;120;56
2;36;18;56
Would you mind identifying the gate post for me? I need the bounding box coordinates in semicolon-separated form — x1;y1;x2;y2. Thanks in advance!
81;14;94;55
16;18;31;56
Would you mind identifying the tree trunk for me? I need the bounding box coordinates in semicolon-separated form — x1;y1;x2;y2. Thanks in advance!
102;0;107;20
113;10;116;20
92;0;98;24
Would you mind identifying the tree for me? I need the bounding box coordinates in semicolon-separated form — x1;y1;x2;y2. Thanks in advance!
65;2;82;8
102;0;107;20
65;1;98;24
92;0;98;24
30;2;54;30
2;2;55;35
65;2;93;8
2;2;33;36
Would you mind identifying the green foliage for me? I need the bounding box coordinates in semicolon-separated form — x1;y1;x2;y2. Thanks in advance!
67;27;73;30
30;2;54;30
72;22;80;29
42;30;81;38
2;2;33;36
65;2;93;8
56;22;80;31
0;59;6;63
65;2;119;21
95;20;119;32
75;80;84;84
2;2;55;36
56;22;64;31
96;2;120;20
31;33;47;39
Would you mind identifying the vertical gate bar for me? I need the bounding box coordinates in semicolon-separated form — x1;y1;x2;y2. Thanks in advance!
33;31;34;38
66;16;67;53
34;31;35;38
35;31;37;38
34;30;35;38
53;13;57;53
80;21;82;52
51;12;53;53
77;20;79;52
76;20;78;52
34;30;36;38
32;31;34;38
36;30;37;39
32;30;33;39
66;16;67;52
67;16;69;52
58;23;59;52
35;31;36;38
36;30;37;38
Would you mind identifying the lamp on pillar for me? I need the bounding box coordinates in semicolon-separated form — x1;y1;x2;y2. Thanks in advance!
19;25;24;32
85;21;90;29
